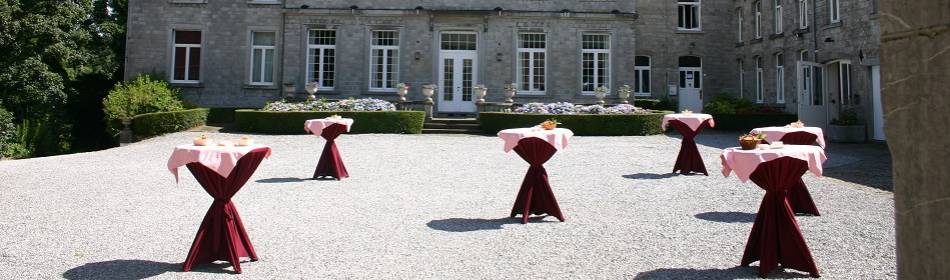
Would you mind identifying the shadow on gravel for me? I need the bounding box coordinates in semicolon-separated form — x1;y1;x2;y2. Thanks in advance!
694;211;756;223
622;173;679;180
632;266;812;279
427;217;555;232
256;177;309;183
63;259;178;279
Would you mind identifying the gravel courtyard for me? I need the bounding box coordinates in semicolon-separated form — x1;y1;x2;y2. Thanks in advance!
0;131;895;279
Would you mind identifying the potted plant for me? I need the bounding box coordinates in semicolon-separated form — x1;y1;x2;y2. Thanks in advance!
618;85;633;104
474;84;488;103
396;83;409;102
594;86;609;105
503;83;517;103
421;84;437;103
828;107;867;143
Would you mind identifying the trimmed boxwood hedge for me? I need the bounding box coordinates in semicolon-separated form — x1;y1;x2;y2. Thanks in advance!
479;112;669;136
131;108;209;138
710;113;798;131
234;110;425;134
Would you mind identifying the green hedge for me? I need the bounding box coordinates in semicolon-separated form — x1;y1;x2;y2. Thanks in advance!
234;110;425;134
710;113;798;131
131;108;209;138
479;112;669;136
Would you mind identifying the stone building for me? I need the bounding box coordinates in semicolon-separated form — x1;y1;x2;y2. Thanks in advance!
124;1;883;139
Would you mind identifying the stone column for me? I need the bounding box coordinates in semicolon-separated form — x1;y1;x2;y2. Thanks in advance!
880;0;950;278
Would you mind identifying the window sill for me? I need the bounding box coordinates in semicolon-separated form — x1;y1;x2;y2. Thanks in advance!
170;0;207;4
823;21;843;30
364;91;396;96
518;91;546;96
750;38;764;44
735;42;745;48
243;84;278;90
634;93;651;98
769;33;784;40
793;28;810;35
171;82;203;88
674;29;704;34
247;0;280;5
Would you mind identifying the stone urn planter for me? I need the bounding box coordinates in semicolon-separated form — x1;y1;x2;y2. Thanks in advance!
618;85;633;104
421;84;436;103
305;81;319;101
503;83;517;103
594;86;609;105
396;83;409;102
474;84;488;103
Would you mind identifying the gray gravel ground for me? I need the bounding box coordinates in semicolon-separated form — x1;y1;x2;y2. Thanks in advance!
0;131;895;279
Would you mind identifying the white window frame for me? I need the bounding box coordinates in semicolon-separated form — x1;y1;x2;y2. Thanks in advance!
829;0;841;23
774;0;783;34
799;0;809;29
755;56;764;103
754;1;763;39
307;29;336;90
677;0;702;31
368;30;400;92
775;52;785;103
171;30;201;84
249;31;276;85
634;56;651;97
517;32;547;95
581;33;611;94
738;59;745;99
800;49;809;61
838;60;853;104
737;8;744;42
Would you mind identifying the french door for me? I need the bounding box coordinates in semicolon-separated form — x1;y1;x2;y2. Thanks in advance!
437;51;477;112
797;61;828;127
678;67;703;112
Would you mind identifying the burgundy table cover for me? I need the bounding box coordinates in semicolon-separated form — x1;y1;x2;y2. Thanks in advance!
182;147;270;274
313;123;349;180
779;132;822;216
742;156;820;278
510;137;565;224
669;119;712;175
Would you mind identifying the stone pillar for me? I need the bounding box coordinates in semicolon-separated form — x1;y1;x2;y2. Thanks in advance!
880;0;950;278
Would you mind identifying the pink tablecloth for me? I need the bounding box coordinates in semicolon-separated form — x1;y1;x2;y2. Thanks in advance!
662;114;716;131
498;127;573;153
721;145;827;182
305;118;354;136
751;126;826;148
168;144;272;182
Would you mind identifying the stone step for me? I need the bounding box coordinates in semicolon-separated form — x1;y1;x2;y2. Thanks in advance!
428;117;479;125
422;128;485;135
424;122;481;129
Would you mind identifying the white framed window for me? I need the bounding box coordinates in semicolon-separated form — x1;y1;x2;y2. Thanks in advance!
517;33;546;94
775;52;785;103
307;29;336;89
634;56;651;96
800;49;809;61
172;30;201;83
755;56;764;103
754;1;763;39
829;0;841;23
581;33;610;93
369;30;400;91
774;0;783;34
839;61;853;104
799;0;809;29
737;8;744;42
738;59;745;99
249;31;276;85
677;0;702;31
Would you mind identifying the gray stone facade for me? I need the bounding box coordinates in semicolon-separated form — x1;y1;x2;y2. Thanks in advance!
125;0;882;126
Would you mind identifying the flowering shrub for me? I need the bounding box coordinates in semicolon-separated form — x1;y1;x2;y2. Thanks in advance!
263;98;396;112
514;102;647;115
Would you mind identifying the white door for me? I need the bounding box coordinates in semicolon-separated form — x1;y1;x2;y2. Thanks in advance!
437;52;477;112
797;61;828;128
871;65;885;140
678;67;703;112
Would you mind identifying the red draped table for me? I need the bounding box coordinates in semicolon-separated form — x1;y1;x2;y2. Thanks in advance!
305;117;354;180
167;144;272;273
662;113;716;175
498;127;573;224
721;145;827;278
751;126;827;215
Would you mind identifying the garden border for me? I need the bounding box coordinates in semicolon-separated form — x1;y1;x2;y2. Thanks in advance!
479;112;670;136
234;110;425;134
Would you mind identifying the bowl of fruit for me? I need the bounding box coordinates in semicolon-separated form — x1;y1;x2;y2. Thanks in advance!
540;119;561;130
739;133;767;150
193;133;211;146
